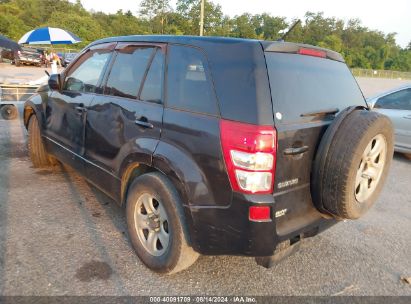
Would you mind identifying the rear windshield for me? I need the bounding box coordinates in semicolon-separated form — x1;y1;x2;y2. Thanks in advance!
265;52;365;124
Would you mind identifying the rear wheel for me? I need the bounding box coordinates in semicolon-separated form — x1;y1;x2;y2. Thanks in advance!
28;115;57;168
1;105;18;120
126;172;199;274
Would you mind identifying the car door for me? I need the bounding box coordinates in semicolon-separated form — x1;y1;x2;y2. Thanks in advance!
44;43;113;173
84;43;165;200
373;88;411;151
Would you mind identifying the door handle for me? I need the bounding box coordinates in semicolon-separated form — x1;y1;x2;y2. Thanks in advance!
135;117;154;129
284;146;309;155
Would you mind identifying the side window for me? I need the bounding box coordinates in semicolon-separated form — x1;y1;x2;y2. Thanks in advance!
140;49;164;103
105;47;154;99
375;89;411;110
64;51;111;93
166;45;218;115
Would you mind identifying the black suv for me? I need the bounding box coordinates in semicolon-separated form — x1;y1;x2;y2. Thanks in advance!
24;36;393;274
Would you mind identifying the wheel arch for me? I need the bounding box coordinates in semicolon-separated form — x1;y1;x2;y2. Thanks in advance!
23;97;44;130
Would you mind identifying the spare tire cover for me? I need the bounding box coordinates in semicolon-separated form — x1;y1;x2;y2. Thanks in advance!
311;107;394;219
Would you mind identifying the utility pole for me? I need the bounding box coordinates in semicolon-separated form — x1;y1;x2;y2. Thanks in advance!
199;0;205;36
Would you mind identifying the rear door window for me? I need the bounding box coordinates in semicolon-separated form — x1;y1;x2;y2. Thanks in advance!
105;47;154;99
375;89;411;110
166;45;218;115
140;49;164;103
265;53;365;124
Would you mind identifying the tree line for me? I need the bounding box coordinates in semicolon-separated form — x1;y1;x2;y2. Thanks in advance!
1;0;410;71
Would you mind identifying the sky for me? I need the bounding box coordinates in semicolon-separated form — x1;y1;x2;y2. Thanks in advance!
77;0;411;48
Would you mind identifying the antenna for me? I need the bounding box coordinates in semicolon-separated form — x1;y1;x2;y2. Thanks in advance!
279;19;301;42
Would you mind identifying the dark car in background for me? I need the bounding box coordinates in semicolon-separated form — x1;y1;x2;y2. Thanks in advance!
0;48;15;62
62;52;78;67
23;35;393;274
15;47;43;67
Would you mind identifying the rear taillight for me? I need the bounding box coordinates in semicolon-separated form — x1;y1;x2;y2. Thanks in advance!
220;119;277;194
298;48;326;58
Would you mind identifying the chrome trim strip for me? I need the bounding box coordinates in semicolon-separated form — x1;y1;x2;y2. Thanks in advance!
44;136;120;181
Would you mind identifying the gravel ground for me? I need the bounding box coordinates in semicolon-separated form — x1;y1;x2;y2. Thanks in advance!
0;67;410;296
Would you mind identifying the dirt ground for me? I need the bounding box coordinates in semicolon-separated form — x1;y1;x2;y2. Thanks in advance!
0;65;410;296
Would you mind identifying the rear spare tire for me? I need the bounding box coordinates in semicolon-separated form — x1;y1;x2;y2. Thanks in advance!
312;108;393;219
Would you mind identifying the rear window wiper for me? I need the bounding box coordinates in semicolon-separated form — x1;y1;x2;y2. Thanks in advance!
300;108;339;117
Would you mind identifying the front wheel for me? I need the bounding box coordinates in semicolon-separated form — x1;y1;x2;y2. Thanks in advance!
27;115;58;168
126;172;199;274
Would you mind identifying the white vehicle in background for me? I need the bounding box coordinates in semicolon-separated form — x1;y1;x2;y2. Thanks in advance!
367;85;411;159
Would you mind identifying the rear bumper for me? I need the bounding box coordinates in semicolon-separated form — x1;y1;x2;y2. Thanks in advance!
186;192;337;256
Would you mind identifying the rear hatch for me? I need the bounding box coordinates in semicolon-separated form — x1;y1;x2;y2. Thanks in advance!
263;42;366;237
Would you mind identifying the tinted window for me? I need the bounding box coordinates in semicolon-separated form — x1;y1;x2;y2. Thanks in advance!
105;47;154;99
64;51;110;93
265;53;365;123
140;49;164;103
375;89;411;110
166;45;217;115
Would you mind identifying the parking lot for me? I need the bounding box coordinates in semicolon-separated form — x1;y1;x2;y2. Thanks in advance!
0;64;410;296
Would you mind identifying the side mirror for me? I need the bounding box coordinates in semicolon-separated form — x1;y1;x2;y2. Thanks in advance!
48;73;61;91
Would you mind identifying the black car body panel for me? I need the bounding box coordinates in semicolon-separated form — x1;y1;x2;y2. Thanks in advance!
24;35;367;256
89;35;274;126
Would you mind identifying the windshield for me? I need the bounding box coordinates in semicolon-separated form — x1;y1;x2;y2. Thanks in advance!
265;52;366;124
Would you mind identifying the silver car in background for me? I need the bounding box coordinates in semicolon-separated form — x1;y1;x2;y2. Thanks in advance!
368;85;411;159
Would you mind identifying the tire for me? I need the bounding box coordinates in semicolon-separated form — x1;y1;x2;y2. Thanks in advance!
126;172;199;274
1;105;18;120
27;115;57;168
404;154;411;160
312;109;394;219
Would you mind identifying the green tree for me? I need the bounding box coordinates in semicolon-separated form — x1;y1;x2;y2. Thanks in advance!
318;35;343;53
231;14;257;38
251;13;287;40
0;0;410;72
139;0;171;34
176;0;226;35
